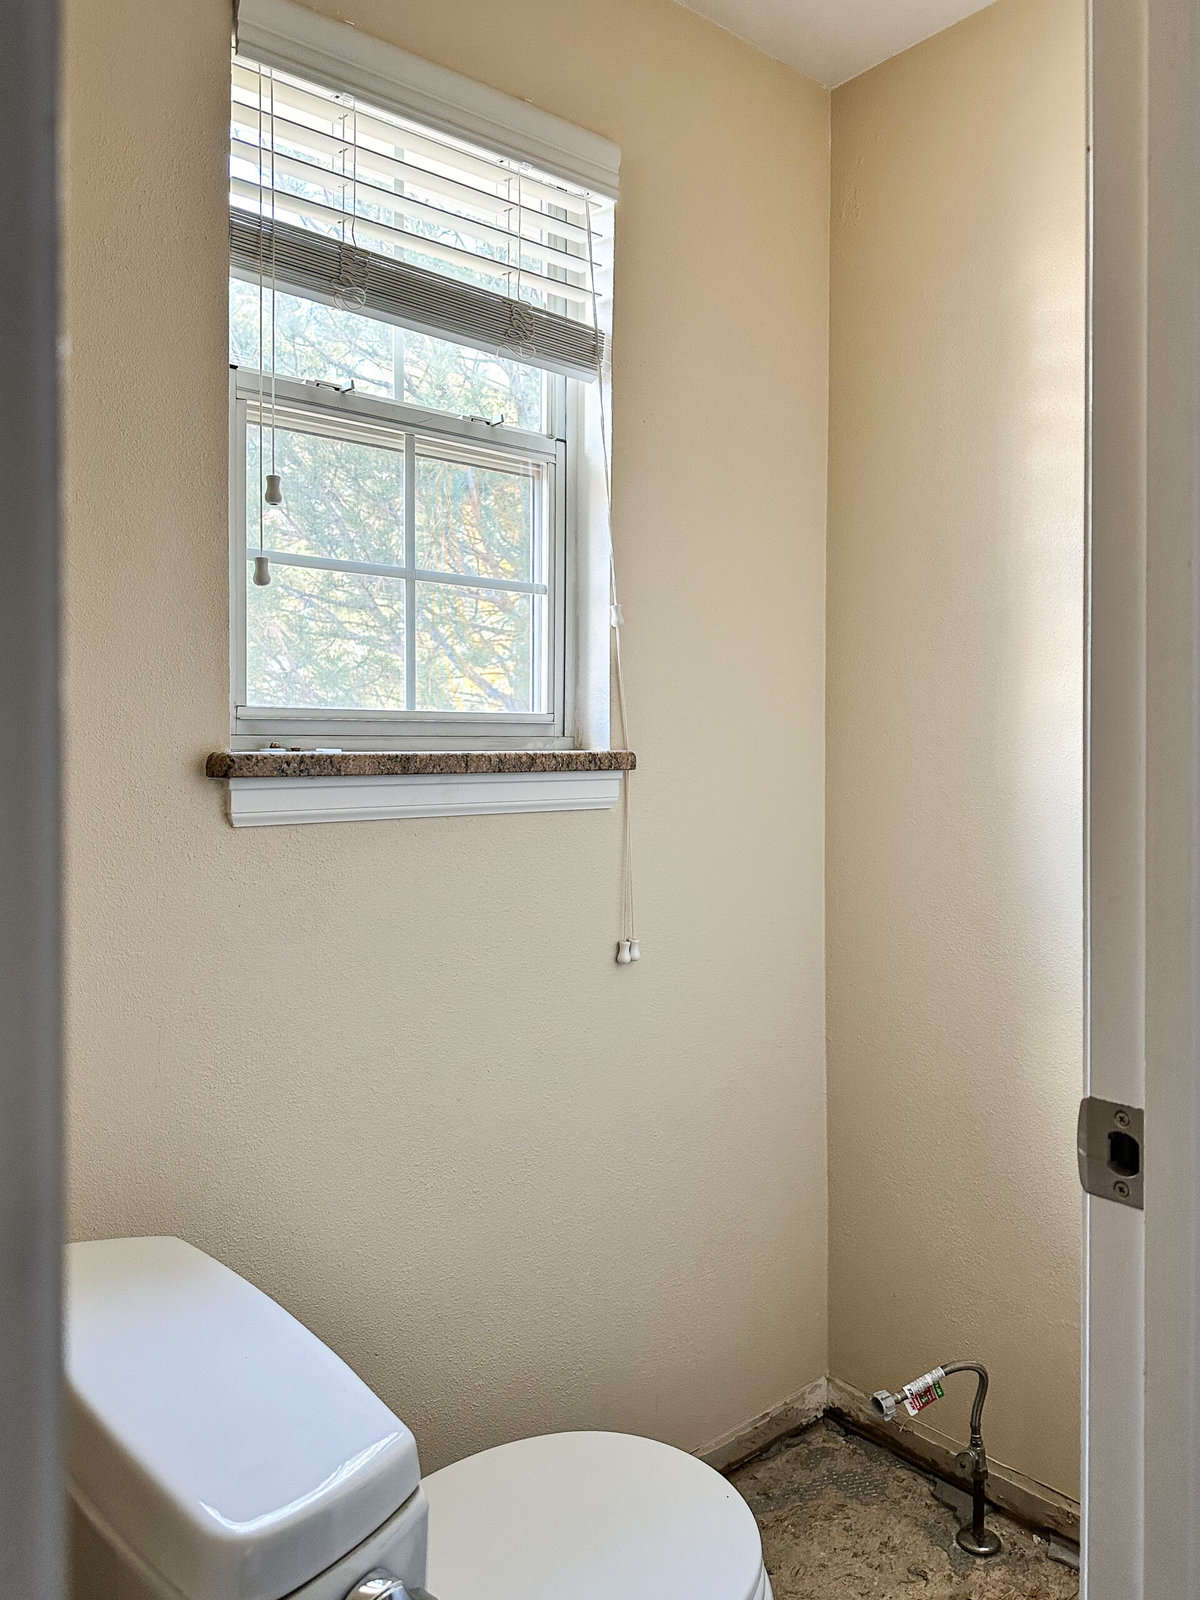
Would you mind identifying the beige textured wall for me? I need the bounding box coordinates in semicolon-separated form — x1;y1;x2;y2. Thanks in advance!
62;0;830;1469
826;0;1085;1498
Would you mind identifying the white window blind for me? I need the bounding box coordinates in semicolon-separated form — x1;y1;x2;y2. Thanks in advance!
230;56;614;382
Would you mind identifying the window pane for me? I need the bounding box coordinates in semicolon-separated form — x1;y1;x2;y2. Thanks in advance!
416;449;540;583
247;421;405;568
231;278;396;398
247;564;406;709
397;328;545;431
416;584;542;713
231;279;547;430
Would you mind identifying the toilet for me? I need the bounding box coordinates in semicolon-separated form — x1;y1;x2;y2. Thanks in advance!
66;1237;773;1600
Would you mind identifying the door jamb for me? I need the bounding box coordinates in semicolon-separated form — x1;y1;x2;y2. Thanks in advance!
0;0;64;1596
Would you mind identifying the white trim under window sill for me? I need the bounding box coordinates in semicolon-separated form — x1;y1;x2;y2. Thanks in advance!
206;750;635;827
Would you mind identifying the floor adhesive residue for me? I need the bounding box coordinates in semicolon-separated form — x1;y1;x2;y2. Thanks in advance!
728;1421;1079;1600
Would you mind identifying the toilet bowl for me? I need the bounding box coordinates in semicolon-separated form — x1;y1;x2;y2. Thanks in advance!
423;1430;771;1600
66;1238;773;1600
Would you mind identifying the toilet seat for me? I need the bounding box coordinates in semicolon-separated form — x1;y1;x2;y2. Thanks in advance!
422;1431;771;1600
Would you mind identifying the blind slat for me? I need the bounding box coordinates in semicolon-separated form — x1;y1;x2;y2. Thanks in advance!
233;63;525;195
230;53;612;382
233;106;597;246
229;137;593;277
230;182;594;311
231;211;604;381
231;59;604;225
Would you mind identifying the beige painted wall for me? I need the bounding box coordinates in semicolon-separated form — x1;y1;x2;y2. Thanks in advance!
826;0;1086;1499
64;0;1086;1500
61;0;830;1469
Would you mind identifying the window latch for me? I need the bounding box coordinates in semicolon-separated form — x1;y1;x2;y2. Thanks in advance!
462;412;506;427
1078;1096;1144;1208
305;378;356;394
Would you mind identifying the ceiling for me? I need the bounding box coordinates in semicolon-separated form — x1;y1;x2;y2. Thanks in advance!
675;0;998;87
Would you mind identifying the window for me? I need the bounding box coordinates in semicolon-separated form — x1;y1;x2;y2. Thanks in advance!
227;25;616;749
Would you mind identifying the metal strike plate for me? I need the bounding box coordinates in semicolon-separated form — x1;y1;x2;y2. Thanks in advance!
1078;1097;1144;1209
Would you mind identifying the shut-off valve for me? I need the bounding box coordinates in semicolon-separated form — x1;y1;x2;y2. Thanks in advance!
871;1361;1002;1559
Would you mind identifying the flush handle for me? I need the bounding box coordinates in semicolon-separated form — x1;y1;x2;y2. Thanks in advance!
345;1572;438;1600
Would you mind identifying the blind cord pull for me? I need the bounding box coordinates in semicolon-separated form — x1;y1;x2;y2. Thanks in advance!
585;193;638;966
253;64;270;585
334;101;369;311
263;66;283;518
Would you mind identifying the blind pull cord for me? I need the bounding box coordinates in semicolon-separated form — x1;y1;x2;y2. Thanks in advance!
334;101;369;312
585;194;638;966
253;65;270;586
263;67;283;518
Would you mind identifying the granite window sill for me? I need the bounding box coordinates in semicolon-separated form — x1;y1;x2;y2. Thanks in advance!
205;750;636;827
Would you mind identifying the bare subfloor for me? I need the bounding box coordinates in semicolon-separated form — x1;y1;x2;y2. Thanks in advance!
728;1422;1080;1600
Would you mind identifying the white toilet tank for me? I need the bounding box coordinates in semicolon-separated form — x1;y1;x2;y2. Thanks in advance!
66;1236;429;1600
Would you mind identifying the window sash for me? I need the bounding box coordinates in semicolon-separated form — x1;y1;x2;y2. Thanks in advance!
239;377;562;459
230;369;570;745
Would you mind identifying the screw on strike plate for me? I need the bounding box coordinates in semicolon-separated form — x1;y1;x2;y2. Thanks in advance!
1114;1181;1131;1199
1114;1109;1131;1129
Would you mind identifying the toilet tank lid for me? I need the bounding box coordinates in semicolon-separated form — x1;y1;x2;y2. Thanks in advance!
66;1237;421;1600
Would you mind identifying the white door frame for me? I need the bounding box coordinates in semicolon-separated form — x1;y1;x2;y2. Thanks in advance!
0;0;63;1595
1086;1;1200;1596
1141;0;1200;1591
1084;3;1147;1594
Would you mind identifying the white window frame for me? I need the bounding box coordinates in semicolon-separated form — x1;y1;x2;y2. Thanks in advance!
228;356;579;751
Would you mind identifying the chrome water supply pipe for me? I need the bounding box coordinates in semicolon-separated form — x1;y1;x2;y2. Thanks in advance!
871;1360;1002;1559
